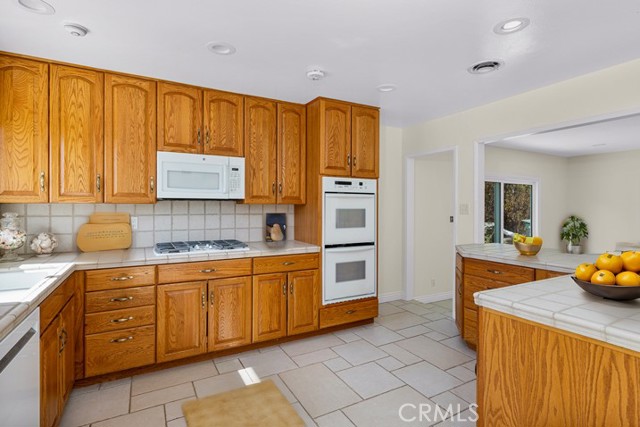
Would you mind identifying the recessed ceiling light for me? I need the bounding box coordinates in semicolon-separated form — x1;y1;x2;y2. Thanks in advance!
206;42;236;55
468;60;503;74
377;84;397;93
64;23;89;37
17;0;55;14
494;18;530;35
306;69;326;81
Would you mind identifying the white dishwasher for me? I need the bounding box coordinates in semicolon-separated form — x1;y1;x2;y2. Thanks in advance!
0;308;39;427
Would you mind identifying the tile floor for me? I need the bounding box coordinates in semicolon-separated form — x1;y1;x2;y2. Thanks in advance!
60;300;477;427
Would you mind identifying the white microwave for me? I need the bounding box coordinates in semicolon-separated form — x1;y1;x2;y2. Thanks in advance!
156;152;245;200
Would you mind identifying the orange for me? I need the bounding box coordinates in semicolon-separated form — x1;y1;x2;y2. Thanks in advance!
532;236;543;245
591;270;616;286
621;251;640;272
595;253;623;274
616;271;640;287
575;263;597;281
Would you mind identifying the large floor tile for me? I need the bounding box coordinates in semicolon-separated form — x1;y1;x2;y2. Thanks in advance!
292;402;317;426
378;303;406;316
281;334;345;357
450;380;476;404
334;330;361;343
332;340;388;365
397;324;431;338
293;348;339;367
395;336;472;370
430;391;469;415
315;411;356;427
164;398;192;421
214;358;243;374
394;362;462;398
131;361;217;395
193;371;247;397
376;356;405;371
240;347;298;376
353;325;404;346
167;417;188;427
424;319;460;337
324;357;352;372
446;366;476;382
433;408;478;426
342;385;439;426
265;374;298;403
90;406;165;427
378;342;422;365
59;382;131;427
376;312;427;330
439;336;477;358
130;382;195;412
337;362;404;399
280;364;361;418
402;303;431;316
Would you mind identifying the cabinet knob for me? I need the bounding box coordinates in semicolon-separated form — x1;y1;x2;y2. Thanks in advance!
59;329;68;353
283;282;287;295
96;174;101;192
353;156;357;166
110;275;134;281
347;154;351;166
487;269;502;275
202;291;206;308
206;129;211;145
345;310;356;315
39;171;46;193
290;283;294;294
272;182;276;195
110;336;133;344
210;291;214;306
110;296;133;302
282;261;295;266
279;183;283;194
150;176;155;193
111;316;134;323
197;128;202;145
200;268;216;273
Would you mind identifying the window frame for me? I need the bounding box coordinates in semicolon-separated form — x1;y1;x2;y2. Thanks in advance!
484;175;539;243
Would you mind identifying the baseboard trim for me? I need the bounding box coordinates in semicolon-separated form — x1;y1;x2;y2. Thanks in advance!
413;291;453;304
378;291;404;303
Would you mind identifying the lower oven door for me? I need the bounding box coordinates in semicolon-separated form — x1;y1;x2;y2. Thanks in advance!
323;245;376;305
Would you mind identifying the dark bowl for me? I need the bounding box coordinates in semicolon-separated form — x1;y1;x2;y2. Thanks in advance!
572;276;640;301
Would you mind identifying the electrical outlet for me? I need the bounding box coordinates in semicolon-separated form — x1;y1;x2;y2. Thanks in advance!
131;216;138;230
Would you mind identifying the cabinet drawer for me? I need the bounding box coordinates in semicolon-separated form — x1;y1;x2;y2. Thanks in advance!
463;275;513;310
463;308;478;348
85;305;156;334
85;325;155;377
320;298;378;329
465;258;534;285
157;258;252;284
253;253;319;274
85;286;155;313
85;266;155;291
535;269;568;281
41;274;76;332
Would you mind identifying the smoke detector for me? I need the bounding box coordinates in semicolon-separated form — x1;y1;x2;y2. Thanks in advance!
17;0;55;14
64;23;89;37
306;69;326;81
468;60;503;74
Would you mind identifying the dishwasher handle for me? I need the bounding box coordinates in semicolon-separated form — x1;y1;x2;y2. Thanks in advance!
0;328;36;375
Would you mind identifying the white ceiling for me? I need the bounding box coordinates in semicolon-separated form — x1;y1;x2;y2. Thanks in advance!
490;113;640;157
1;0;640;127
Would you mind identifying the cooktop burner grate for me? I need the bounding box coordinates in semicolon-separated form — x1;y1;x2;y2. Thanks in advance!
153;239;249;255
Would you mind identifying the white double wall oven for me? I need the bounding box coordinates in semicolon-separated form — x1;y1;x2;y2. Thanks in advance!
322;177;377;305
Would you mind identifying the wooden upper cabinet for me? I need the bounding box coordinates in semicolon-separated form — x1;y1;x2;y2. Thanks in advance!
252;273;287;342
351;106;379;178
157;82;202;154
320;100;351;177
244;97;277;204
50;65;104;203
204;90;244;156
277;102;305;204
104;74;156;203
287;269;319;336
208;276;252;351
0;56;49;203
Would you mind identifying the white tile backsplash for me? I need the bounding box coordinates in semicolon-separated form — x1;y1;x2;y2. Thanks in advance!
1;202;294;254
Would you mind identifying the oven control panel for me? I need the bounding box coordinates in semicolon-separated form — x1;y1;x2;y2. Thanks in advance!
322;177;376;194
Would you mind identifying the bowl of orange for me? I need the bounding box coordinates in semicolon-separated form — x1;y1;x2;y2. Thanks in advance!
572;252;640;301
513;234;543;256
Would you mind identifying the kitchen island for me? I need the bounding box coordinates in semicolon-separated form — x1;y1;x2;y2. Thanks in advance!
475;275;640;426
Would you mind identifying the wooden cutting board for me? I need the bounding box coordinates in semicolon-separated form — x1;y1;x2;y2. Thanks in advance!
76;223;132;252
89;212;131;224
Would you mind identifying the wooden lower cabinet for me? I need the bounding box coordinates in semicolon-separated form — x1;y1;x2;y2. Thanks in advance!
208;276;252;351
157;282;207;363
40;295;75;427
455;259;463;333
252;273;288;342
319;297;379;329
287;269;319;335
84;326;156;377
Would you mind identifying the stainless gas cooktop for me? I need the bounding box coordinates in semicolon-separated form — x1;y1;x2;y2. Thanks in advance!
153;239;249;256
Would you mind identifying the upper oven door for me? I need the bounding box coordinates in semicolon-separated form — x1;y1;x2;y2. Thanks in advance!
324;193;375;245
157;152;228;199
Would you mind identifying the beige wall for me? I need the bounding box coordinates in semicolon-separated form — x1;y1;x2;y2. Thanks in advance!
484;146;569;250
566;149;640;253
413;152;454;298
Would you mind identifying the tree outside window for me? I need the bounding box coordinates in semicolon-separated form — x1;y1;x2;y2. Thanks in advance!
485;179;536;243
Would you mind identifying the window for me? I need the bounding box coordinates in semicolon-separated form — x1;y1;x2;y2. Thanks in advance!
484;178;537;243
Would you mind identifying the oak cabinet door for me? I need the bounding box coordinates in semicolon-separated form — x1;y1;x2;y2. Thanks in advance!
320;99;351;177
50;65;104;202
252;273;286;342
157;282;207;362
277;102;306;204
0;56;49;203
40;317;61;427
351;106;379;178
208;276;252;351
455;268;463;334
157;82;202;154
287;270;319;336
204;90;244;156
244;97;277;203
58;298;75;405
104;74;156;203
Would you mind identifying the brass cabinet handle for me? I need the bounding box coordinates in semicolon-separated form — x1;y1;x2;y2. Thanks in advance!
353;156;357;166
290;283;294;294
110;316;134;323
206;129;211;146
96;174;101;192
282;282;287;296
110;275;134;281
278;183;283;194
282;261;295;266
40;171;45;192
150;176;155;193
201;292;206;308
210;291;214;306
110;296;133;302
200;268;216;273
59;329;67;353
272;182;276;195
345;310;356;314
347;154;351;166
487;269;502;275
110;336;133;344
197;128;202;145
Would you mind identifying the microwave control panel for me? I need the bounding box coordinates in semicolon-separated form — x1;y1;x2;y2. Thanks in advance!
228;157;245;199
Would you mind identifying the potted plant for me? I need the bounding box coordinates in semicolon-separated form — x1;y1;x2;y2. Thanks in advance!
560;215;589;254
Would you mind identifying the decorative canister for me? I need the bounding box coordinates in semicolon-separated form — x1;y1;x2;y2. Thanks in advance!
30;232;58;256
0;212;27;262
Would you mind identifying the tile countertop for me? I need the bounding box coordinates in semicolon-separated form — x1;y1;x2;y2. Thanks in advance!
462;244;640;353
0;240;319;342
456;243;597;273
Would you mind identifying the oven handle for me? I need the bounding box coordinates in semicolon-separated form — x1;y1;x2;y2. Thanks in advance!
325;243;375;250
324;244;375;253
